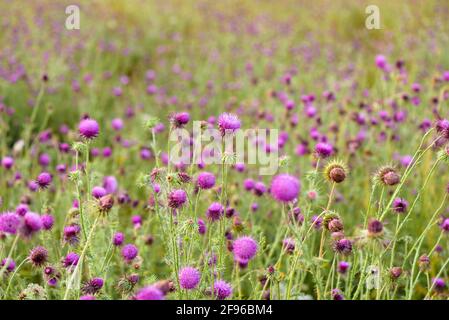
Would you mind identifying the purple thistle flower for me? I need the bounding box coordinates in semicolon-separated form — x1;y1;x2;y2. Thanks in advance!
92;186;107;199
392;198;408;213
233;236;258;264
28;180;39;192
198;219;206;235
253;181;266;196
206;202;224;221
251;202;258;212
436;119;449;139
196;172;216;190
337;261;350;274
80;295;96;300
400;155;413;168
15;204;29;216
78;118;100;139
38;154;51;167
82;277;104;295
217;113;241;136
411;83;421;93
179;267;201;290
135;286;165;300
332;238;352;255
113;87;123;96
41;214;54;230
440;218;449;233
43;266;61;287
0;212;21;234
131;215;142;228
312;215;323;229
1;156;14;170
113;232;124;246
62;252;79;269
29;246;48;267
213;280;232;300
331;288;344;300
375;54;387;70
1;258;16;273
111;118;124;131
243;178;255;191
140;148;152;160
56;164;67;174
21;212;43;236
122;244;138;262
368;219;383;236
36;172;52;189
270;174;300;203
170;112;190;128
234;163;245;172
432;278;446;293
168;189;187;209
103;176;118;194
63;225;81;245
315;142;333;158
282;237;296;254
288;207;304;225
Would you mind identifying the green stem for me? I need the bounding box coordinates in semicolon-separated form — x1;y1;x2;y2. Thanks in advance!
63;216;99;300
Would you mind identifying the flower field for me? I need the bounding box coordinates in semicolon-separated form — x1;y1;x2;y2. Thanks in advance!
1;0;449;300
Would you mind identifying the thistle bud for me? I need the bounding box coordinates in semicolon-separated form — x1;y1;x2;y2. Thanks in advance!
383;171;400;186
282;238;295;254
418;255;430;271
331;231;345;241
332;238;352;255
267;265;275;274
19;283;47;300
154;279;175;294
143;116;160;130
323;211;342;231
177;172;191;184
390;267;403;280
99;194;114;213
117;274;139;294
324;160;348;184
367;219;383;237
232;216;244;231
328;218;344;232
375;166;400;186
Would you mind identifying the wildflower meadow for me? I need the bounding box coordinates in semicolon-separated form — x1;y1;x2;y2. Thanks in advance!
1;0;449;302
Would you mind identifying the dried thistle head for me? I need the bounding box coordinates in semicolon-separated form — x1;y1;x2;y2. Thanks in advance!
150;167;166;183
177;172;192;184
367;219;384;238
116;274;139;295
323;211;343;231
98;194;114;214
153;279;175;295
374;165;400;186
390;267;403;280
324;159;348;183
18;283;47;300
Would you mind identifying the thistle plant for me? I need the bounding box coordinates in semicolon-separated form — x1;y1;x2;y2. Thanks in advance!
1;0;449;301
